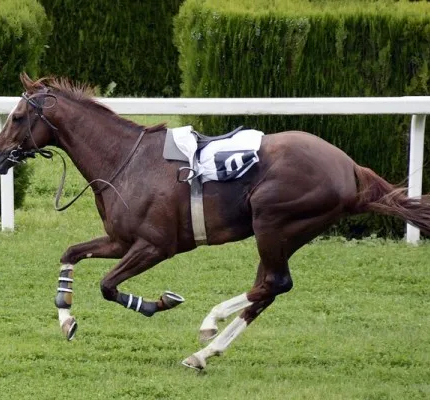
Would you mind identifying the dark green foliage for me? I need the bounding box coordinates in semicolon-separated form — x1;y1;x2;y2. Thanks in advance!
39;0;184;97
175;0;430;237
12;163;33;209
0;0;49;210
0;0;51;94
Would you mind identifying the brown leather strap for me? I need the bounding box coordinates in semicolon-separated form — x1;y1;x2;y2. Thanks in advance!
53;129;145;211
94;129;146;194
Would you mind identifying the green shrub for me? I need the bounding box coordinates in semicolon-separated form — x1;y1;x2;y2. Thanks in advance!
39;0;184;97
0;0;51;94
175;0;430;237
0;0;50;211
12;163;33;209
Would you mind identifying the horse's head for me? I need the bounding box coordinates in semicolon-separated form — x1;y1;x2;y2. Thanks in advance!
0;73;57;174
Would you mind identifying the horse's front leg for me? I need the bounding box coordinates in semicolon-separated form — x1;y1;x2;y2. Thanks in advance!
56;236;127;340
99;239;184;318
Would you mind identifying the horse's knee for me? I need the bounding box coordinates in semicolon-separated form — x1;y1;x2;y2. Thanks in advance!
60;246;77;265
100;279;117;301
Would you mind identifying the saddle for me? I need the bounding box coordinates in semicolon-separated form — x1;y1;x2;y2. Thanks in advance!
163;125;245;163
194;126;244;150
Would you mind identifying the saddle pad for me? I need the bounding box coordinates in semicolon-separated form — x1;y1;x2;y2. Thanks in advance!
162;129;189;162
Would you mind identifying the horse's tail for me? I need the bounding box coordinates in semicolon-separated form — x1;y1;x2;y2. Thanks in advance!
352;164;430;236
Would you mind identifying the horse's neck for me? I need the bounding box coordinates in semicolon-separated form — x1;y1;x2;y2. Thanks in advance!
54;101;139;184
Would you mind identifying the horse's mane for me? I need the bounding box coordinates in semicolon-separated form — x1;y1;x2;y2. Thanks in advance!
31;77;167;134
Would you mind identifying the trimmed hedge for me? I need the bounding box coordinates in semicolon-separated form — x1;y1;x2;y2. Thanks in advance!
175;0;430;237
39;0;184;97
0;0;51;94
0;0;50;210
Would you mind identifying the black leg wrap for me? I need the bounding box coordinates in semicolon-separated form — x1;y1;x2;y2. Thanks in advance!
118;293;158;317
55;268;74;309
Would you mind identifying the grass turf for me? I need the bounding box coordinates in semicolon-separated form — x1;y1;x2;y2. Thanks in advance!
0;114;429;399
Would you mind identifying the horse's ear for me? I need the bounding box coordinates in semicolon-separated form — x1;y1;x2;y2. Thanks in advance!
20;72;43;93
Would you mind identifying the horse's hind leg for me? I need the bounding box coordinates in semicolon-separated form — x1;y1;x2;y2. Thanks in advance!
198;261;267;342
182;297;275;370
183;239;294;370
184;210;346;368
182;207;340;369
56;236;127;340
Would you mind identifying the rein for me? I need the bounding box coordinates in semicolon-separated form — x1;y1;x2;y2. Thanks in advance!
53;129;146;211
93;129;146;195
18;90;145;211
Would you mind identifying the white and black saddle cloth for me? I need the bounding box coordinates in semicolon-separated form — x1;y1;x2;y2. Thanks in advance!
163;125;264;183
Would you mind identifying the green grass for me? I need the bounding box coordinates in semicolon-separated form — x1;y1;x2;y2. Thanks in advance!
1;115;429;399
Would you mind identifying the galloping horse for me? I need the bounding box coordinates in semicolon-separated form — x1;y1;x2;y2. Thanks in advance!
1;73;429;370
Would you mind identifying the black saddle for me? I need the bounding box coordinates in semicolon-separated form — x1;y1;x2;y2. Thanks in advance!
194;126;244;150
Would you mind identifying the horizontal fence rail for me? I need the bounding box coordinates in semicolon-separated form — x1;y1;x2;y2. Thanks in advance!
0;96;428;243
2;96;430;115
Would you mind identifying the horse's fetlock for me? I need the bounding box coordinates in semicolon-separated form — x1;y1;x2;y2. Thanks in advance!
210;344;224;356
55;292;72;309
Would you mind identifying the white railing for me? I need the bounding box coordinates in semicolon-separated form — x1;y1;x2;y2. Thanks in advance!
0;96;428;243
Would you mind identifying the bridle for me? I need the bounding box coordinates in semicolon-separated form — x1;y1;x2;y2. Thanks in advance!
11;88;144;211
8;90;58;164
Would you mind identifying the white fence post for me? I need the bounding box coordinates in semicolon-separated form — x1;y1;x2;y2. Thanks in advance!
407;114;426;244
0;116;14;231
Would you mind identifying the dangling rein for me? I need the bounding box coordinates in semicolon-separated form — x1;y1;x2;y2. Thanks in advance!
51;129;145;211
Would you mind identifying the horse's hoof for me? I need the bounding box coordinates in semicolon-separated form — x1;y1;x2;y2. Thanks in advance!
161;291;185;309
61;317;77;341
199;328;218;343
181;354;206;370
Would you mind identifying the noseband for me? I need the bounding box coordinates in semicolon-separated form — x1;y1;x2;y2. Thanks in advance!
8;90;58;164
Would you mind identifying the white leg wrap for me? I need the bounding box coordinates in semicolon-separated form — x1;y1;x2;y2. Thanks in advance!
200;293;252;332
57;264;74;326
127;293;133;309
60;263;74;271
195;316;248;361
58;308;71;327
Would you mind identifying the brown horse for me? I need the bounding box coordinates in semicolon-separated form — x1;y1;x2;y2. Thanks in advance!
1;73;429;370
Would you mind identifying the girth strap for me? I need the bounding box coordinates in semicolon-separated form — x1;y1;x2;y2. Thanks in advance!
190;177;207;245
